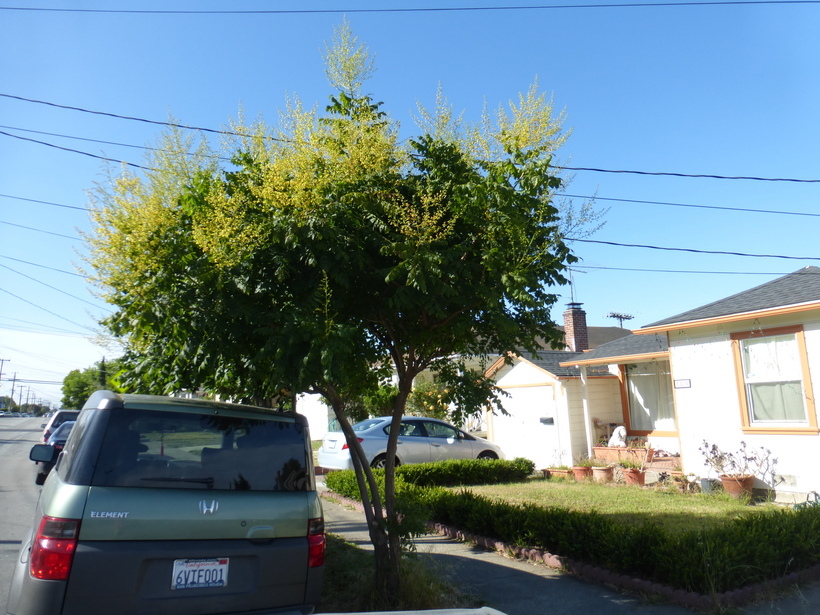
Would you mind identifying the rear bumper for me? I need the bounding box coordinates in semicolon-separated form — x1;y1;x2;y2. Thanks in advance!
316;450;354;471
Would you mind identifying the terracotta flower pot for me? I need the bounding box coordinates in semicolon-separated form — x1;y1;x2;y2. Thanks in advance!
592;466;614;483
720;474;754;499
622;468;646;486
572;466;593;481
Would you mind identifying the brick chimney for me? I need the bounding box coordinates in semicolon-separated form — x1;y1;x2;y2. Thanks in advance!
563;302;589;352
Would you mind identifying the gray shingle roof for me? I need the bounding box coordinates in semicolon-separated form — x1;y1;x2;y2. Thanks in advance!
519;350;613;377
644;266;820;329
554;333;668;366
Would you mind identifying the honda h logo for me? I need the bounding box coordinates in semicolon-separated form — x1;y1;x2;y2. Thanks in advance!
199;500;219;515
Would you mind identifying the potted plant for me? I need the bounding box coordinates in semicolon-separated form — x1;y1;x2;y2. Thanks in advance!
592;439;656;465
590;459;615;483
571;457;594;481
543;465;572;480
699;440;777;500
618;457;647;486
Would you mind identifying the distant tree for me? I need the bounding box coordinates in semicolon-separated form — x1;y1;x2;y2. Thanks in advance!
85;22;586;607
61;358;124;409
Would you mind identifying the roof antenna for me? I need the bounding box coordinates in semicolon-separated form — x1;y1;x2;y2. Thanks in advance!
568;267;585;304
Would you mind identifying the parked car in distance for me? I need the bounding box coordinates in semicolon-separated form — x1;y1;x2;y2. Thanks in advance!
33;420;75;485
318;416;505;470
39;409;79;442
9;390;325;615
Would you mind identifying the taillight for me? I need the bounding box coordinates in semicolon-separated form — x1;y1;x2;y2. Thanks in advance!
30;516;80;580
340;438;363;451
307;517;325;568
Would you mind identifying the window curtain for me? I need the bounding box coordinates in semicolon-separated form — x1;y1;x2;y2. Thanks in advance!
627;360;675;431
741;334;806;422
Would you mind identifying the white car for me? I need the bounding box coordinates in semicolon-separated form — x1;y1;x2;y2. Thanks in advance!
318;416;505;470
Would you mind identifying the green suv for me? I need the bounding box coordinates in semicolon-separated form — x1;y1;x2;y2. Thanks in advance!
8;391;325;615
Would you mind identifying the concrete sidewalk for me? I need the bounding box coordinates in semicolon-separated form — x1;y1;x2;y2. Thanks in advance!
320;492;820;615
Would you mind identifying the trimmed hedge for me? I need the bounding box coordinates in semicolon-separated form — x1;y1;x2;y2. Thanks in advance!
322;458;820;594
423;488;820;594
323;457;534;498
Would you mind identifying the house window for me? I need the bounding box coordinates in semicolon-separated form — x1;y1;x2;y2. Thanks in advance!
625;360;675;432
731;326;816;430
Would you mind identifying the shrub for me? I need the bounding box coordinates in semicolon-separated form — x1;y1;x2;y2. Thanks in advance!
421;488;820;594
323;457;534;497
323;456;820;593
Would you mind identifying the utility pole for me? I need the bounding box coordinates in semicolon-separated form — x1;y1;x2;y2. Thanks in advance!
0;359;8;406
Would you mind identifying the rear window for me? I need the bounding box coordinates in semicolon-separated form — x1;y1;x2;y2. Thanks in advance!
91;408;309;491
50;411;79;428
353;418;387;432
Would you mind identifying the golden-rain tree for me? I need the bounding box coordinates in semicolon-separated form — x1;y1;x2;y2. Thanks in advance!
86;21;586;607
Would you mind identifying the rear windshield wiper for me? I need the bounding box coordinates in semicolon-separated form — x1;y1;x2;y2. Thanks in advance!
139;476;215;486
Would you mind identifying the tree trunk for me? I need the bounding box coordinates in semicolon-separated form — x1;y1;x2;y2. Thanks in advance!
325;388;398;609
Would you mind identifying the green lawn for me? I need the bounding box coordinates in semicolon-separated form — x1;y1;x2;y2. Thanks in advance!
462;478;781;533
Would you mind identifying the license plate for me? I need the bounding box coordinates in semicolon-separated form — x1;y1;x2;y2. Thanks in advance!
325;440;337;451
172;558;229;590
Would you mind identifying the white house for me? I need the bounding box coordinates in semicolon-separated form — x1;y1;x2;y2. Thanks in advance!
562;266;820;502
485;303;631;469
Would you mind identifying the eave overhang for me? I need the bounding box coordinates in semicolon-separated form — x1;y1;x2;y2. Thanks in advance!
635;300;820;336
559;350;669;368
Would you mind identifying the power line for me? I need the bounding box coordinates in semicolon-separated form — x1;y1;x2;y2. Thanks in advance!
9;124;820;189
555;165;820;184
567;237;820;260
0;124;233;163
0;287;93;331
13;378;64;385
4;182;818;223
0;193;86;211
2;2;819;14
562;193;820;217
4;203;820;269
4;92;820;183
571;265;800;275
0;93;290;143
0;219;78;239
0;263;110;310
0;254;84;277
0;317;89;336
0;130;152;171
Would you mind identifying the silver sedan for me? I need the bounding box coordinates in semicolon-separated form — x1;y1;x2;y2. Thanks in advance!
318;416;505;470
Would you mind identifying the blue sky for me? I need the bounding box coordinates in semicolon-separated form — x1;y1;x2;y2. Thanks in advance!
2;1;819;406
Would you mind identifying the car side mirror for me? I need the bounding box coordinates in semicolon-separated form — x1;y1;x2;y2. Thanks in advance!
40;423;47;429
30;444;58;463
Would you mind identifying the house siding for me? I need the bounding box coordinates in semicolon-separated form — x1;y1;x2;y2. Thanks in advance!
492;362;621;468
668;315;820;498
